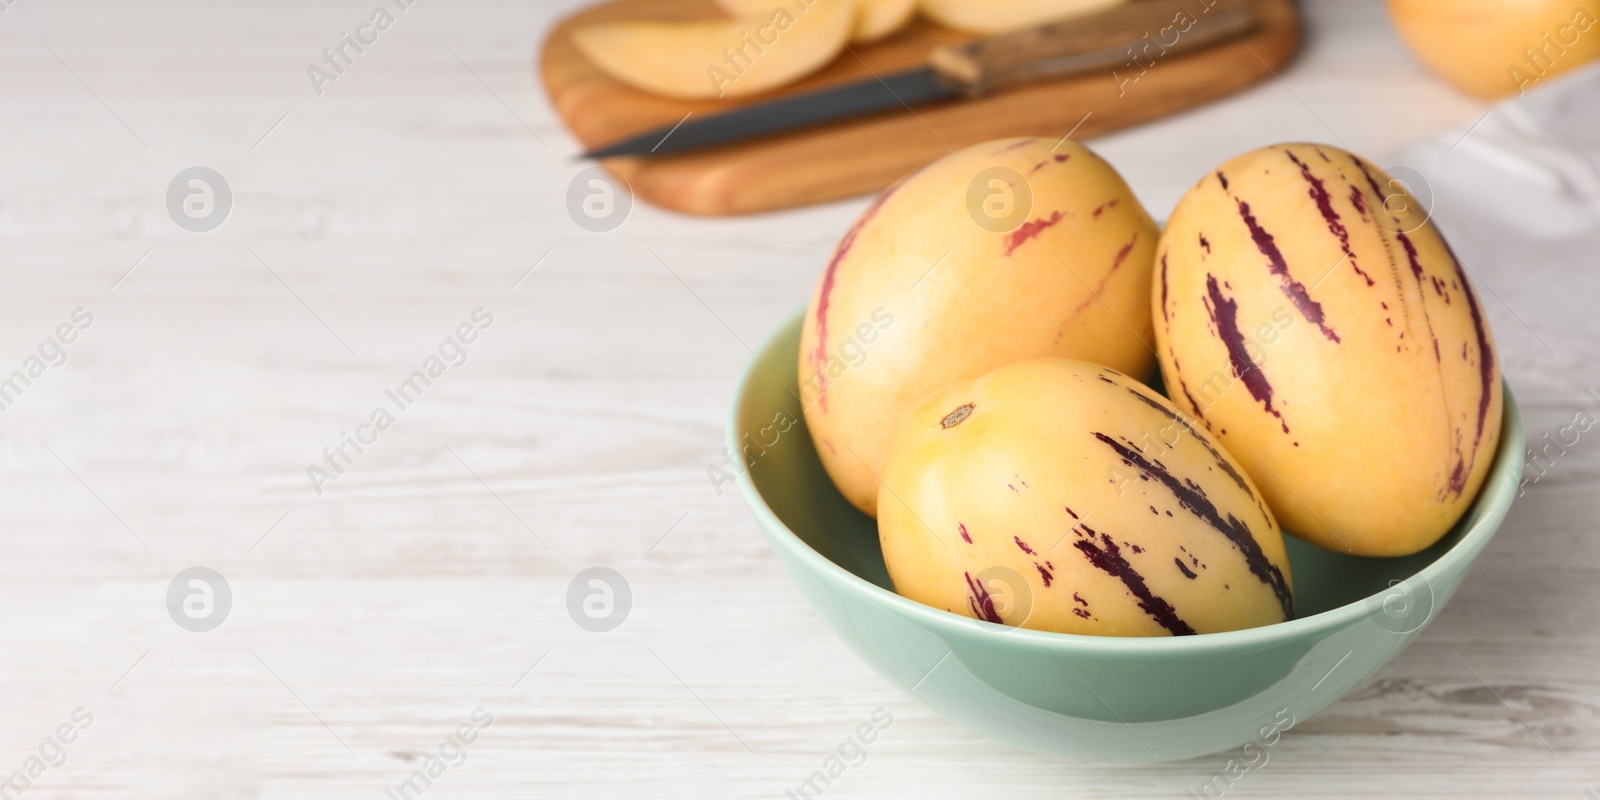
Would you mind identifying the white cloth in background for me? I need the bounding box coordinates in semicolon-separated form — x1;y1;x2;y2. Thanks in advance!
1389;62;1600;392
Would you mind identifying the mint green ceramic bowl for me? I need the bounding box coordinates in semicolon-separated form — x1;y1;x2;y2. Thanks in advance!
730;310;1523;762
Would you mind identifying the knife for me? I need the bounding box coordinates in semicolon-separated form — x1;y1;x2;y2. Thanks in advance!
582;0;1257;160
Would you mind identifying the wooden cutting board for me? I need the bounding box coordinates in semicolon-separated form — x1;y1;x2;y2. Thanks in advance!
540;0;1299;216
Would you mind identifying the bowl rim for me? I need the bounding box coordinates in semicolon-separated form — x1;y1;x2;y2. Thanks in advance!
730;307;1524;654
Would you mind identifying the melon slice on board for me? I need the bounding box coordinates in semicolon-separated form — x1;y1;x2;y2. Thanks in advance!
717;0;915;43
920;0;1127;35
572;0;857;100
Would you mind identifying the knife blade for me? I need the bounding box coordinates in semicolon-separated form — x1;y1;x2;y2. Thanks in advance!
581;0;1258;160
583;68;956;160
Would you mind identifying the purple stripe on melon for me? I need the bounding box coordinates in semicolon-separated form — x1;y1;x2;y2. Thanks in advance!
1174;558;1198;579
809;170;919;411
1204;274;1287;430
1395;231;1443;362
1442;238;1497;498
1234;198;1342;343
1355;159;1389;211
1179;381;1206;419
964;571;1003;624
1123;387;1251;494
1003;211;1066;256
1092;432;1295;619
1350;162;1414;314
1061;233;1139;324
1348;184;1369;220
1029;154;1071;175
1073;525;1196;635
1159;254;1170;322
1036;564;1053;587
1168;357;1207;421
1014;536;1036;555
1285;149;1374;287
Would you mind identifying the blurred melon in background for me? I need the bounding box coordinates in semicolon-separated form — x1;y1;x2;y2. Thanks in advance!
1387;0;1600;99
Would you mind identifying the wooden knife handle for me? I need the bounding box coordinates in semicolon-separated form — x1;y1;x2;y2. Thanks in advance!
929;0;1258;97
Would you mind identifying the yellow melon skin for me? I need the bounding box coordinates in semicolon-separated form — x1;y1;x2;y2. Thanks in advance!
799;137;1160;517
1154;143;1502;557
879;359;1293;636
1388;0;1600;99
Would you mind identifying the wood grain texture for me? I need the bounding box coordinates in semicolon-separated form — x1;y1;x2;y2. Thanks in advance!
0;0;1595;797
541;0;1301;215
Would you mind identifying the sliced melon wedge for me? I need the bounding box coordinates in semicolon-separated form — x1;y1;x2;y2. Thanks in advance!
852;0;918;42
920;0;1127;35
573;0;857;100
718;0;913;43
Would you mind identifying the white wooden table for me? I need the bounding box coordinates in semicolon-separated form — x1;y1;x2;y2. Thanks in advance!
1;1;1596;797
